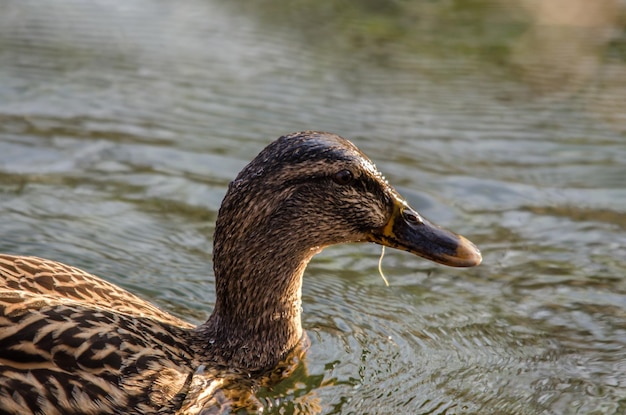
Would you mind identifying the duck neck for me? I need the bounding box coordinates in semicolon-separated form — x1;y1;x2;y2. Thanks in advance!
197;218;318;371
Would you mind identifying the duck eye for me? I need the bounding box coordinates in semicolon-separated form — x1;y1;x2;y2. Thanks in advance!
332;169;354;185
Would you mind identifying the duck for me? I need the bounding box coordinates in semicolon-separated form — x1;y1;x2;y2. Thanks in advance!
0;131;481;414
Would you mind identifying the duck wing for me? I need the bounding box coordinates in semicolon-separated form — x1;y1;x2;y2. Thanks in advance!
0;254;204;414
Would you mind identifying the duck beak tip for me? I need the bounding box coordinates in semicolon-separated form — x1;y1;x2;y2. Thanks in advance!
448;234;482;267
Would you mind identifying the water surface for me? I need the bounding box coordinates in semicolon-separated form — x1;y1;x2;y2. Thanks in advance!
1;1;626;414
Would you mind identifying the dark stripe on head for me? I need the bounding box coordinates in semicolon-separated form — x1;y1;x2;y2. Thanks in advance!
235;131;365;181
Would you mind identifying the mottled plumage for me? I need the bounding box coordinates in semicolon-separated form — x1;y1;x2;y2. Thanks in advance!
0;131;481;414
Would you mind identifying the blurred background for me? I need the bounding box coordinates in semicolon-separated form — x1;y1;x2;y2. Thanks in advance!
1;0;625;414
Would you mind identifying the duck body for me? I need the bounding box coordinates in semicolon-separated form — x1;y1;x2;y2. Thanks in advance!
0;132;481;414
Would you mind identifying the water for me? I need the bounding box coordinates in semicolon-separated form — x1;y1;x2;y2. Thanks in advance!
1;0;626;413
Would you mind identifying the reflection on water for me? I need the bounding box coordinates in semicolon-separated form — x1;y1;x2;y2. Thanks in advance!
1;0;626;414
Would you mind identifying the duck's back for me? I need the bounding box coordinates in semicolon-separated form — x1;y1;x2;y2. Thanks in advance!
0;254;192;327
0;254;198;414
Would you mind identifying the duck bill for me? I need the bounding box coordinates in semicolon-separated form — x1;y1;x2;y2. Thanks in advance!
368;197;482;267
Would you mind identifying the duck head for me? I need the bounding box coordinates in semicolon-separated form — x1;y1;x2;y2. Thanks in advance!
202;131;481;370
214;131;481;268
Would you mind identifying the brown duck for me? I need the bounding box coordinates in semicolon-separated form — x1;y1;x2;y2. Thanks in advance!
0;132;481;414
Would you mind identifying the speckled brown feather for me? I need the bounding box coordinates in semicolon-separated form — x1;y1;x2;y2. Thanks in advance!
0;255;195;414
0;132;399;414
0;132;373;414
0;255;191;327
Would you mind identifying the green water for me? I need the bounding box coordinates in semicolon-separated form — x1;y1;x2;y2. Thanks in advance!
1;1;625;413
